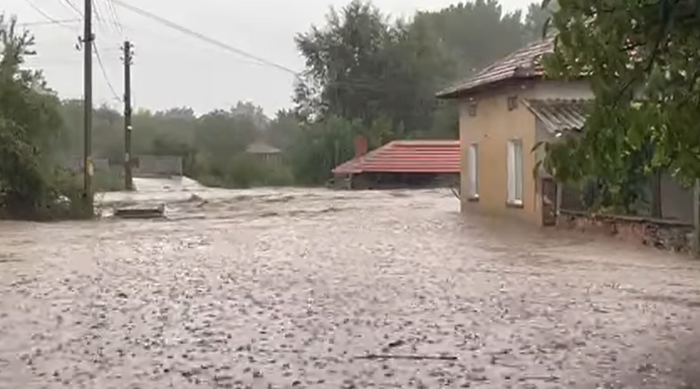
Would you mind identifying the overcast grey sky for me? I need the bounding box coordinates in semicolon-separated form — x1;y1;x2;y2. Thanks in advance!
5;0;532;116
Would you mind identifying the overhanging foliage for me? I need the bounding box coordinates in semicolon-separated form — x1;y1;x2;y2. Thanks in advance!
542;0;700;190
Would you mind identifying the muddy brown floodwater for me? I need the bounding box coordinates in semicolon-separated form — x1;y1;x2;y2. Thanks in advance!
1;185;700;389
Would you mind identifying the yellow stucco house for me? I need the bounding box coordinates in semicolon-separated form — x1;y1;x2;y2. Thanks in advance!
437;38;593;225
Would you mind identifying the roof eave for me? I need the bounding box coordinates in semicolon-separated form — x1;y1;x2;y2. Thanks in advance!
436;76;543;100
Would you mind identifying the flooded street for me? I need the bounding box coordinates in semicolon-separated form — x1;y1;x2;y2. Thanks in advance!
1;182;700;388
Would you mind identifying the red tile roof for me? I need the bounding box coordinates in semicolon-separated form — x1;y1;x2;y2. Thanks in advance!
437;37;555;98
332;140;460;175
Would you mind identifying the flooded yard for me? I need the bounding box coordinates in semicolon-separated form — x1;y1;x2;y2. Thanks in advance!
1;183;700;388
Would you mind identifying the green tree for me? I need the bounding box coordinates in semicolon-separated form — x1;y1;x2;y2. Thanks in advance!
266;109;303;150
295;0;545;140
523;2;550;42
8;1;553;192
0;14;74;218
288;116;361;185
295;1;394;123
194;109;258;157
542;0;700;194
415;0;537;79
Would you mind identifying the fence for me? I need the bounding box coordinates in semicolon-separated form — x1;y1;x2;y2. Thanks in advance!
559;172;694;224
556;172;696;253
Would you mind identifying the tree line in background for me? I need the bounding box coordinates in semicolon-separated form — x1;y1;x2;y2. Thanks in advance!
1;0;546;218
77;0;547;188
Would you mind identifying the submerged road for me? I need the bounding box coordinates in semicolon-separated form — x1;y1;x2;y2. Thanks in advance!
1;186;700;388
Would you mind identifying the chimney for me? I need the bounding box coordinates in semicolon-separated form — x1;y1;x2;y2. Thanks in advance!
354;136;368;159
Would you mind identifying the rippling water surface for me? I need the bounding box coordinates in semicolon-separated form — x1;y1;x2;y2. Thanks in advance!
1;179;700;388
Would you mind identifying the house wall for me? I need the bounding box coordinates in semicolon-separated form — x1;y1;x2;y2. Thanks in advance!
459;84;538;224
458;78;695;227
459;79;592;225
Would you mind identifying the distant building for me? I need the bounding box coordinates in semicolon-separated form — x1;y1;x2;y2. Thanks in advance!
331;136;460;190
245;141;282;165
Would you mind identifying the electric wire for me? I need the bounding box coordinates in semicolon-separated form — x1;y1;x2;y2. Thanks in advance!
22;0;122;103
60;0;83;16
17;18;81;27
103;0;124;34
93;41;122;102
23;0;78;33
25;1;417;97
107;0;416;93
91;0;116;37
110;0;300;76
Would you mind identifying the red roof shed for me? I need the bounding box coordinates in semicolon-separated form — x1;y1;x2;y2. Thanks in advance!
332;140;460;175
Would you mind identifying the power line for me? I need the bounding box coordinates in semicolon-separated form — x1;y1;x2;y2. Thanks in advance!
93;41;122;102
89;0;116;39
17;18;81;27
103;0;124;34
23;0;78;33
92;0;104;23
60;0;83;16
110;0;300;76
92;0;116;36
25;1;396;98
17;8;426;96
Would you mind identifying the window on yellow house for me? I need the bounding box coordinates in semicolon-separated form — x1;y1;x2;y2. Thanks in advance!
507;139;523;205
467;143;478;199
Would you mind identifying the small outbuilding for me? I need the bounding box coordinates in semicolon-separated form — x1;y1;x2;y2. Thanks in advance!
245;141;282;165
331;137;460;190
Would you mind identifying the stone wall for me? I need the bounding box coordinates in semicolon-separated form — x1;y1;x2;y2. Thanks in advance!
557;210;694;253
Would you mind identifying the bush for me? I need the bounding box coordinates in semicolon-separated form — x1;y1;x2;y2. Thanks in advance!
193;152;294;189
93;168;124;192
0;15;94;220
226;154;262;188
261;163;294;187
0;167;93;220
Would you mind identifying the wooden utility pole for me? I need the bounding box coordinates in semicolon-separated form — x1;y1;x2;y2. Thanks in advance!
83;0;94;210
694;180;700;257
123;41;134;190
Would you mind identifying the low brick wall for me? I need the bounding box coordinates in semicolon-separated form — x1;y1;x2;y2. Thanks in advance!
557;210;694;253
